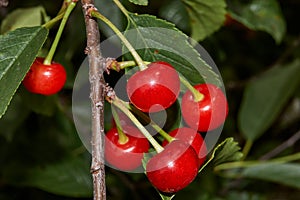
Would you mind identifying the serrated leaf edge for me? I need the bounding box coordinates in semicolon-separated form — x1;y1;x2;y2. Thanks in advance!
128;0;148;6
125;13;221;86
198;137;243;173
0;26;48;118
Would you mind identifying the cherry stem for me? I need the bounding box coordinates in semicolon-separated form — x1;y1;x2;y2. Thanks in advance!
116;61;136;70
120;100;174;143
42;12;65;29
113;0;129;18
111;106;129;144
109;60;151;71
57;0;73;15
179;76;204;102
110;97;164;153
90;10;147;71
241;139;253;160
43;1;77;65
42;0;72;29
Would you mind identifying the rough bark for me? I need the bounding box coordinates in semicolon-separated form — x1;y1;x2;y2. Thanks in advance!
81;1;106;199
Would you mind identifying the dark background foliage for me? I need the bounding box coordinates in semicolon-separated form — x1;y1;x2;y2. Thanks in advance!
0;0;300;199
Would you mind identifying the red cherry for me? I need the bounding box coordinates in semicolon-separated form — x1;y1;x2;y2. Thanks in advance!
162;127;207;167
126;61;180;113
23;57;67;95
105;126;150;171
181;83;228;132
146;140;199;193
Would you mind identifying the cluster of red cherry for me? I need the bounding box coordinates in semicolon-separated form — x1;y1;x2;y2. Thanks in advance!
22;58;228;193
105;61;228;194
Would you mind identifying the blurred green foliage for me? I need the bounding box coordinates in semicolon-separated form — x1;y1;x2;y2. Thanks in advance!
1;0;300;199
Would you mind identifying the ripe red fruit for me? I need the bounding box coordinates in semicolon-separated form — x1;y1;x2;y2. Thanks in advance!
181;83;228;132
162;127;207;167
22;57;67;95
146;140;199;193
126;61;180;113
105;126;150;171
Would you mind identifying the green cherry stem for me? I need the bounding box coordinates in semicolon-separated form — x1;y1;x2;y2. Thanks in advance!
109;60;151;71
57;0;73;15
116;61;136;69
111;106;129;144
42;0;72;29
42;12;65;29
43;1;77;65
179;76;204;102
110;97;164;153
241;139;253;160
90;10;147;71
121;100;174;143
113;0;129;18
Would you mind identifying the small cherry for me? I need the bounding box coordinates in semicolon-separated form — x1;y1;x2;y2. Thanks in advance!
23;57;67;95
126;61;180;113
181;83;228;132
162;127;207;167
105;125;150;171
146;140;199;193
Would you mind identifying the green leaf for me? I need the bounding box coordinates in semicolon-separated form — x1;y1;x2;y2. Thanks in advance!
228;0;286;44
95;0;126;37
181;191;265;200
213;138;243;166
241;163;300;189
1;111;90;197
199;138;243;172
22;157;93;197
0;94;30;141
124;13;222;86
128;0;148;6
142;150;156;171
1;6;49;34
0;26;48;118
3;157;93;197
158;0;190;33
159;193;176;200
182;0;226;41
238;60;300;141
226;191;266;200
20;88;58;116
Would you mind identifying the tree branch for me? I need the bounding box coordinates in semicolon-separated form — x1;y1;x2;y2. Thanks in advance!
260;129;300;160
81;1;106;199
